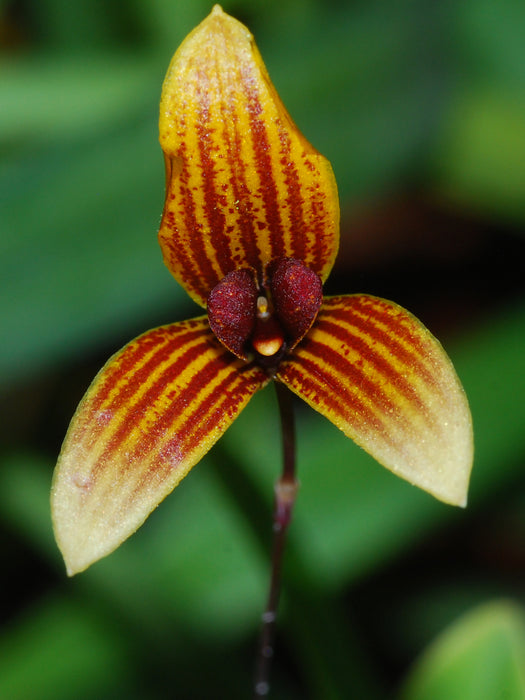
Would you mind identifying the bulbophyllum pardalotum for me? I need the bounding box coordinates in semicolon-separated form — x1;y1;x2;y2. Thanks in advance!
51;5;473;693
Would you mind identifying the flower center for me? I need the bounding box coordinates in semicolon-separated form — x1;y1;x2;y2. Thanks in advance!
207;257;323;367
251;295;285;358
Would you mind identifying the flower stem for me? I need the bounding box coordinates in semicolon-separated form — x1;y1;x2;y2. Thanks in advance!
253;381;299;697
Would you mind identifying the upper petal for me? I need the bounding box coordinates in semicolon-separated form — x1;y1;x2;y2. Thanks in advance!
158;5;339;307
51;317;269;575
276;295;473;506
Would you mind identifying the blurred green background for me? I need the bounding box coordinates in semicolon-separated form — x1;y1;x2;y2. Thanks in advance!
1;0;525;698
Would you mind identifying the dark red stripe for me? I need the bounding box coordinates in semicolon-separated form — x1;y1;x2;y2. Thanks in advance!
323;297;445;397
243;67;285;265
178;363;264;452
116;348;236;478
279;355;396;449
89;326;206;420
334;296;431;363
130;363;265;497
223;102;262;277
277;129;306;261
301;337;417;434
196;101;236;280
161;121;213;301
178;134;219;298
308;172;334;273
89;332;223;479
316;320;430;419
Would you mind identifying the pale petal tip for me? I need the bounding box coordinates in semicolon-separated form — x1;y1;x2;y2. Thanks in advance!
408;395;474;508
50;459;137;577
51;494;100;577
204;4;252;38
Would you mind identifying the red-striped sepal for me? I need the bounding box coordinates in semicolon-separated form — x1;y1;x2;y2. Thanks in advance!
158;6;339;307
276;295;473;506
51;317;269;575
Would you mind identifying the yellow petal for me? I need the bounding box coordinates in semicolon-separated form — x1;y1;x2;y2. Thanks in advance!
276;295;473;506
158;5;339;306
51;318;268;575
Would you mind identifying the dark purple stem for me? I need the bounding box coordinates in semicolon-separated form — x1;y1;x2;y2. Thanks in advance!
253;381;299;697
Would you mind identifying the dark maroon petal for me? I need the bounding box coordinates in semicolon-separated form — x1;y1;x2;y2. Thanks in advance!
207;269;258;358
270;258;323;348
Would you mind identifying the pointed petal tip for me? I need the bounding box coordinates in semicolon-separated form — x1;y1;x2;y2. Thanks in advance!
405;443;472;508
51;483;149;577
192;4;253;47
432;488;468;508
208;4;249;30
51;474;140;576
64;560;78;577
62;551;93;578
402;387;473;507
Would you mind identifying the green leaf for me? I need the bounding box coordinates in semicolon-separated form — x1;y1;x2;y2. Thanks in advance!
0;55;156;145
0;118;193;389
0;596;128;700
0;452;267;641
430;1;525;222
400;601;525;700
432;90;525;223
260;0;452;202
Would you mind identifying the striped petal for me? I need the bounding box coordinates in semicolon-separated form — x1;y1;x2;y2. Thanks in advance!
51;318;269;575
276;295;473;506
158;5;339;307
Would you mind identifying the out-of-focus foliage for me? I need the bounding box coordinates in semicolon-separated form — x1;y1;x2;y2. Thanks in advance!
1;1;524;698
401;601;525;700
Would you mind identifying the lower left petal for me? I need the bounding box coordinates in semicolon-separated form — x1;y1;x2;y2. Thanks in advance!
51;317;269;575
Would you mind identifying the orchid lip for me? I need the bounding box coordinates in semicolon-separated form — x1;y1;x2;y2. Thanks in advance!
251;295;285;358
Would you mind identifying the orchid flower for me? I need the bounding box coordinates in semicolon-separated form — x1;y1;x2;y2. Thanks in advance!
51;5;473;578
